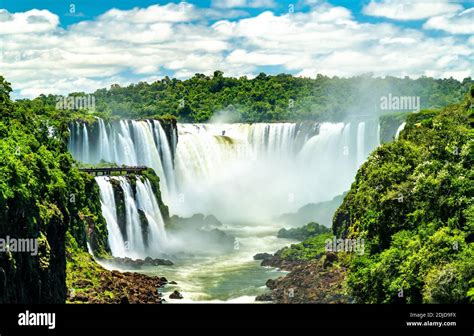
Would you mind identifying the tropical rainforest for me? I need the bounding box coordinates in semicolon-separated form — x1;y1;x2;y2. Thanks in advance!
0;73;472;304
32;72;473;122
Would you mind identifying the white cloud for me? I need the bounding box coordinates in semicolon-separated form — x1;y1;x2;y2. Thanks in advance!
424;8;474;34
363;0;462;20
211;0;276;9
0;9;59;34
0;2;472;99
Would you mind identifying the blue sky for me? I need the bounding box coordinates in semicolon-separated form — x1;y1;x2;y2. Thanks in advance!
0;0;472;97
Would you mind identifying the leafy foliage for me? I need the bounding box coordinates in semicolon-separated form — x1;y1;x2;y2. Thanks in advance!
277;222;330;240
333;89;474;303
32;73;473;122
0;76;109;303
279;233;333;261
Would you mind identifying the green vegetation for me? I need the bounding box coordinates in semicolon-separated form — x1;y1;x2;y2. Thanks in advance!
379;111;411;143
270;88;473;304
0;76;110;303
33;73;473;122
332;88;474;303
2;71;472;304
279;233;333;261
277;222;330;240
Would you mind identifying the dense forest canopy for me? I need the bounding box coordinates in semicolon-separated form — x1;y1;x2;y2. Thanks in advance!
333;89;474;303
0;76;108;303
27;72;473;123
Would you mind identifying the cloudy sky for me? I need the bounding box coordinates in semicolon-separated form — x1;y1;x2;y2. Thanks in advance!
0;0;472;98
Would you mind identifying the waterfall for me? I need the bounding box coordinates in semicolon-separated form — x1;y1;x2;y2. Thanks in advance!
153;120;176;195
356;122;366;167
395;122;406;139
136;178;167;250
82;123;89;163
95;177;127;257
97;118;111;162
69;119;174;201
71;119;382;223
95;176;167;258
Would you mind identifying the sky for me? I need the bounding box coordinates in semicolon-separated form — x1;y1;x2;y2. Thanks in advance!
0;0;472;98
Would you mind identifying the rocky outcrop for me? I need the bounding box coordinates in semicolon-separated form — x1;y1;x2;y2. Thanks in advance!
68;269;167;304
256;252;351;304
259;250;306;270
379;112;410;143
107;256;174;268
67;248;169;304
169;290;183;300
253;253;273;261
157;117;178;164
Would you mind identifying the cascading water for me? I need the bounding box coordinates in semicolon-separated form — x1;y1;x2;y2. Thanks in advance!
82;123;89;163
70;119;381;223
95;176;167;259
70;119;174;201
356;122;366;167
95;176;126;257
71;118;382;302
395;122;406;139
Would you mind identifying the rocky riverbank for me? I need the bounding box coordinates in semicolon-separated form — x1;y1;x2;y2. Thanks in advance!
255;250;351;303
67;248;173;304
104;256;174;268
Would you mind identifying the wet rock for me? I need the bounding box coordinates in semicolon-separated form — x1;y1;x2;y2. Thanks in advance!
255;293;273;302
108;256;174;268
253;253;273;261
74;293;89;302
260;254;350;303
266;279;277;290
169;290;183;299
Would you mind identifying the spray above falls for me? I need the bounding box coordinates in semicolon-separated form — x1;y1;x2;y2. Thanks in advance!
70;118;381;224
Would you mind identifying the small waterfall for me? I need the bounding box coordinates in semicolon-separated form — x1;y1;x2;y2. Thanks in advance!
69;119;175;202
95;177;127;257
97;118;111;162
395;122;406;139
95;176;167;258
119;177;146;257
136;178;167;250
153;120;176;195
356;122;366;167
82;123;89;163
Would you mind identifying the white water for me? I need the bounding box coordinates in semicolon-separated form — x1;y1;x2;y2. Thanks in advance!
95;177;127;257
95;176;168;259
70;119;382;223
70;120;174;201
72;118;382;302
356;122;366;167
395;122;406;139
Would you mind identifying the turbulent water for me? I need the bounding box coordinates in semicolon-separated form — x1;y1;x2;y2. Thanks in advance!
95;176;167;259
70;118;382;302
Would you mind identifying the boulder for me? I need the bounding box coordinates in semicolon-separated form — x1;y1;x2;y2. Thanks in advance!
169;290;183;299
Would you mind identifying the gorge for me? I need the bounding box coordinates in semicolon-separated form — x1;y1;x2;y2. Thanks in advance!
68;118;386;302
